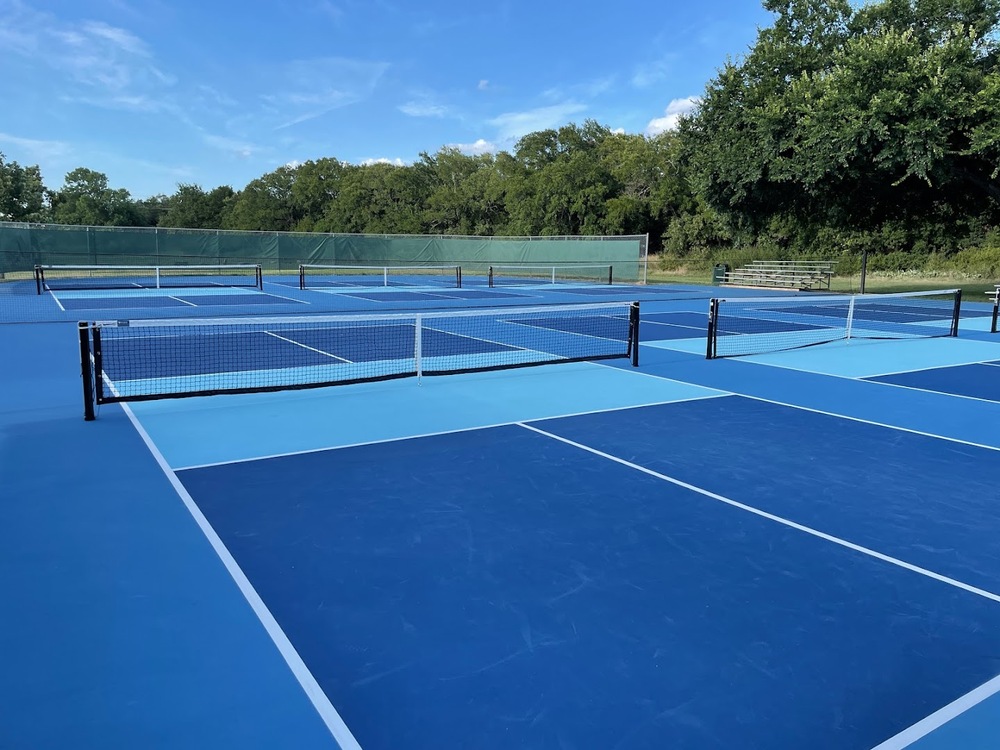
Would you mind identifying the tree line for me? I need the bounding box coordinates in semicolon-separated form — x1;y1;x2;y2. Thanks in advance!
2;0;998;269
0;126;684;249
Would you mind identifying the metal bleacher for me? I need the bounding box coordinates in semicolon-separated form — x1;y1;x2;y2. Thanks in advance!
721;260;834;291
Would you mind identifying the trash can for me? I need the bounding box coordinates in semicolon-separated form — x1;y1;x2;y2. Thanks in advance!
712;263;730;285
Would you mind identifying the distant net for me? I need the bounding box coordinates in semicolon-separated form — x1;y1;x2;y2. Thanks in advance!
488;264;613;287
35;264;263;293
706;289;962;359
78;301;641;419
299;264;461;289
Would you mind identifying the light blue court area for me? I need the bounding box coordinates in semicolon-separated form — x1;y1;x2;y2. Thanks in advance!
130;363;724;469
651;334;1000;378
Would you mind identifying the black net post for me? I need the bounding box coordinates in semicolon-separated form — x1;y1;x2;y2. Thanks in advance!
992;294;999;334
607;265;613;285
79;323;95;421
35;265;43;295
629;302;640;366
950;289;962;337
92;326;105;406
299;264;306;290
488;266;494;288
706;299;719;359
457;266;462;288
255;264;263;290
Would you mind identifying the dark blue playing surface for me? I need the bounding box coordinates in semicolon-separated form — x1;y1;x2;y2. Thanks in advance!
177;403;1000;750
867;363;1000;401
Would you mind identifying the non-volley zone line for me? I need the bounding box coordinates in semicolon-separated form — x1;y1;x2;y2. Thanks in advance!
172;393;732;472
517;422;1000;605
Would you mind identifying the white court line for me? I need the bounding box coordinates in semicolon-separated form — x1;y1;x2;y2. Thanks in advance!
115;401;363;750
737;392;1000;454
639;318;707;333
47;290;66;311
503;315;632;345
256;285;312;304
419;323;542;358
264;331;353;363
589;358;1000;454
983;361;1000;369
174;393;731;472
518;422;1000;604
860;377;1000;406
168;296;198;307
870;674;1000;750
863;355;1000;378
720;349;1000;382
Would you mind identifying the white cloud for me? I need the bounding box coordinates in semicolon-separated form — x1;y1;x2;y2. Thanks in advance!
581;76;615;97
81;21;149;56
632;57;675;88
201;133;258;159
399;101;449;118
360;157;406;166
1;3;174;99
315;0;344;21
0;132;71;161
448;138;496;156
478;79;489;91
646;96;700;135
611;127;626;135
488;102;588;142
267;57;390;130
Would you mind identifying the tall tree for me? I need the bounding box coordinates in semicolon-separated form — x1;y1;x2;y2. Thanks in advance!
289;158;349;232
160;184;235;228
681;0;1000;238
506;121;619;235
421;148;499;234
318;162;431;234
0;153;47;221
223;167;297;231
51;167;142;226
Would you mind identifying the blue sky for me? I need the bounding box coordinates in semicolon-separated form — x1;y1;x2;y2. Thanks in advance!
0;0;774;198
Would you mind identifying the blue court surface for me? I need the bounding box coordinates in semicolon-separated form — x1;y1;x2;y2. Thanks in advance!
3;277;1000;750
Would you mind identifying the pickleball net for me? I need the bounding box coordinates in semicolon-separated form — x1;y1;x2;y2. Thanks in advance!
35;264;263;293
78;301;640;419
706;289;962;359
298;264;462;289
488;264;613;287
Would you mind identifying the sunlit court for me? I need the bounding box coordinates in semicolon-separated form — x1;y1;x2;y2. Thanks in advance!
4;244;1000;749
3;0;1000;747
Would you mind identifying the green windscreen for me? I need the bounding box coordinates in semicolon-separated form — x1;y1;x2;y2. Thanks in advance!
0;223;647;283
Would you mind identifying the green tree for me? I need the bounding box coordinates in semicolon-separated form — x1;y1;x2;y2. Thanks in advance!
681;0;1000;241
289;158;349;232
318;162;431;234
223;167;297;231
420;148;502;234
51;167;142;226
160;184;235;228
506;121;619;235
134;194;172;227
0;153;47;221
